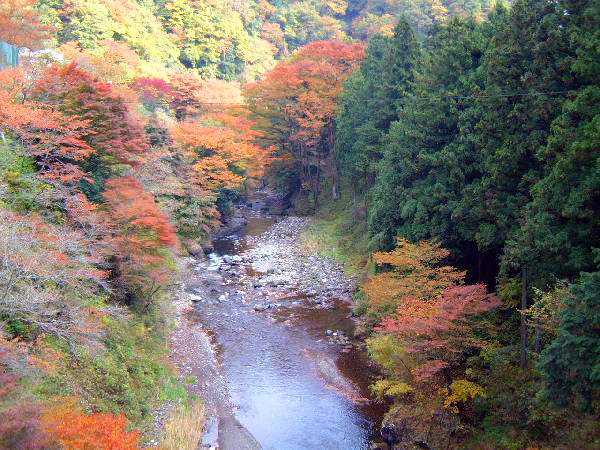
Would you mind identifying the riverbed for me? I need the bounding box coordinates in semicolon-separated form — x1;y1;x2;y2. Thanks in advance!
171;207;385;449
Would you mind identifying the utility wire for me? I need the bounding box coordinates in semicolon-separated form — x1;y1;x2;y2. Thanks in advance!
438;90;572;100
26;89;571;106
118;89;574;104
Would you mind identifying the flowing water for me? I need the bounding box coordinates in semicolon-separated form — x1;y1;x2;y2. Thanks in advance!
193;214;385;450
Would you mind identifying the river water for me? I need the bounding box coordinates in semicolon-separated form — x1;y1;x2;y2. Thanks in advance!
191;213;385;450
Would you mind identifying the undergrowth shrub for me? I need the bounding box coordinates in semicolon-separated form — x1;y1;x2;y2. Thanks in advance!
42;399;140;449
37;317;181;427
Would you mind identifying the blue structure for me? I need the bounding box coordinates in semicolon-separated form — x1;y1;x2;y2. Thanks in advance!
0;41;20;70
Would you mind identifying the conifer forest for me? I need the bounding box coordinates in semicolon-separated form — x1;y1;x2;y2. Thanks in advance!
0;0;599;448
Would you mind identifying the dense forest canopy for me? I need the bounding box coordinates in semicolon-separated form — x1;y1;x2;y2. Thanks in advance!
1;0;599;448
0;0;511;80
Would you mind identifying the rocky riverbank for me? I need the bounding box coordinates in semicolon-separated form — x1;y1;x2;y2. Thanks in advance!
216;216;358;319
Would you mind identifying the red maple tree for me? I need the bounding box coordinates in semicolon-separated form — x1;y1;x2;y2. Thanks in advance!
245;40;365;201
367;239;499;382
33;63;150;166
103;176;177;306
0;0;51;49
0;68;95;184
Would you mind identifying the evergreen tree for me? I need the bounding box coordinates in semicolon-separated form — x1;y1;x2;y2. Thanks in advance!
368;17;492;256
455;0;571;280
335;20;419;206
539;269;600;412
506;0;600;282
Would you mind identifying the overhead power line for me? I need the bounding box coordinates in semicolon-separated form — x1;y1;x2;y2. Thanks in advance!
75;89;575;105
438;90;572;100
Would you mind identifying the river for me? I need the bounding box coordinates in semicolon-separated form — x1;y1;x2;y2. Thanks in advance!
175;204;385;450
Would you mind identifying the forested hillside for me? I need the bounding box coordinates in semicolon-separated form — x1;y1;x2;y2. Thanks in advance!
248;0;600;447
29;0;509;80
1;0;599;448
1;0;271;446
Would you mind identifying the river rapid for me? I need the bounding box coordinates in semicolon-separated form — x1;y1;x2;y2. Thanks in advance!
171;198;385;450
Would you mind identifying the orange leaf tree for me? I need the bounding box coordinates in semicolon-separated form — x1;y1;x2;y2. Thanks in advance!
171;116;265;191
0;68;95;185
167;73;270;227
365;238;498;390
42;403;139;450
103;176;177;308
379;284;499;382
0;0;51;49
33;63;150;164
246;40;365;204
364;238;465;317
130;72;266;239
31;63;150;200
365;238;499;442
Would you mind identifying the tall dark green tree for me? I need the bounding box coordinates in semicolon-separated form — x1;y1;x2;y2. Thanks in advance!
367;11;511;253
454;0;571;281
335;36;390;199
539;269;600;412
367;16;499;257
447;0;572;367
505;0;600;283
335;19;420;209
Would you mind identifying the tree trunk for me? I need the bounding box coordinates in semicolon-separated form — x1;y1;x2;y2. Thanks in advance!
314;155;321;210
328;126;340;200
364;193;369;226
299;142;306;189
520;266;528;369
331;176;340;200
534;318;541;354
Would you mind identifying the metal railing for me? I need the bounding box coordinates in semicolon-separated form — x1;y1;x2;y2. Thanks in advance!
0;40;20;70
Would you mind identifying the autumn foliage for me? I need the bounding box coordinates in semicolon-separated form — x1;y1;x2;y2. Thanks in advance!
0;0;51;48
165;71;270;200
0;69;95;184
171;116;265;191
380;283;499;381
365;238;499;440
247;40;365;146
0;208;109;341
168;73;244;120
103;176;177;304
42;402;140;450
366;239;499;381
0;51;230;443
104;177;177;249
58;40;144;84
246;40;365;202
0;339;52;449
33;63;150;166
364;239;500;446
364;239;465;316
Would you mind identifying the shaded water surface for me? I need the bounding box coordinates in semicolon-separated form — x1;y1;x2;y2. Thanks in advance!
197;216;384;450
